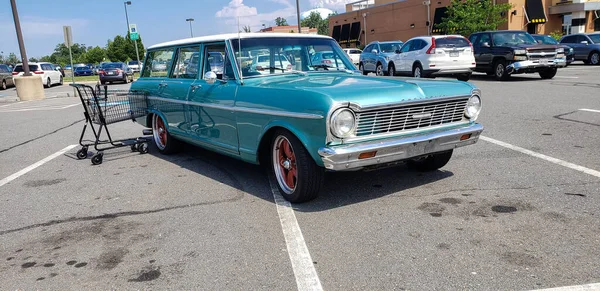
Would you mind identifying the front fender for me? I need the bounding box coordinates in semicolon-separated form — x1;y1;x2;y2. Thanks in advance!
258;119;326;167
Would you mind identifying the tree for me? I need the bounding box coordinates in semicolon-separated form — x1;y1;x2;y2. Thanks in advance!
106;35;129;62
275;17;288;26
29;57;39;62
84;46;106;64
125;32;146;61
7;53;19;65
242;25;252;33
300;11;335;35
437;0;512;37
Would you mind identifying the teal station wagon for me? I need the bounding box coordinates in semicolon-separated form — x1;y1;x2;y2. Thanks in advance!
131;33;484;203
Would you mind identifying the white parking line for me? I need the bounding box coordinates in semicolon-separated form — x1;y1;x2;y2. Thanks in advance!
0;100;32;108
532;282;600;290
554;76;579;79
0;144;77;188
480;136;600;179
579;108;600;113
0;103;79;113
269;178;323;291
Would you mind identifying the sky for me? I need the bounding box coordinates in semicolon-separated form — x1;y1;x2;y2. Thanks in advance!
0;0;355;59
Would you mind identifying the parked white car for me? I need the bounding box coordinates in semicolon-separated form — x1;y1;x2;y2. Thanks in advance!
128;60;141;72
343;48;362;65
12;62;63;88
394;35;475;81
250;54;292;74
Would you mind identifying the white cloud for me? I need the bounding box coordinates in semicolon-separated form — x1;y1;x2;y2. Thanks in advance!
216;0;258;18
215;0;296;32
309;0;353;11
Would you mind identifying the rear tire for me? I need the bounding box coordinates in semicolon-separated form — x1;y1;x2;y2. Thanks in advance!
539;67;557;79
45;78;51;88
588;51;600;65
388;63;396;76
152;114;180;154
1;80;6;90
457;72;471;81
123;74;129;84
412;63;423;78
408;150;453;172
270;129;324;203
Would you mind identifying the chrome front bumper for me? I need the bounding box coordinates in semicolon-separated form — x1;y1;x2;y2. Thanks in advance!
318;123;484;171
507;58;565;73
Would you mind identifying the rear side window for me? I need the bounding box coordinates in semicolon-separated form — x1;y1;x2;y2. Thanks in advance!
436;37;470;48
142;48;175;78
172;46;200;79
0;65;8;73
560;35;577;43
13;65;39;72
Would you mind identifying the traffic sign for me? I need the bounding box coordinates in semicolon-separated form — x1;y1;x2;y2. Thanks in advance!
63;26;73;47
130;32;139;41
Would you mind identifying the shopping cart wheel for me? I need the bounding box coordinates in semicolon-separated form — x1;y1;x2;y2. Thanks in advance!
76;147;88;159
131;144;139;152
138;143;149;154
91;152;104;165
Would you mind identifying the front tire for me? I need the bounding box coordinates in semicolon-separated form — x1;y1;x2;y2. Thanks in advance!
493;60;509;81
1;80;6;90
376;63;384;76
359;63;367;75
152;114;180;154
271;129;324;203
457;72;471;81
408;150;453;172
59;76;63;85
539;68;557;79
388;63;396;76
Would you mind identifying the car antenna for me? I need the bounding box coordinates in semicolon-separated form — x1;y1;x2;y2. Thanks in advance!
236;16;244;85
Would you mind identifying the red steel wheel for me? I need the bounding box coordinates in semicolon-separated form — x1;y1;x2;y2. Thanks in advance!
152;114;180;154
274;136;297;193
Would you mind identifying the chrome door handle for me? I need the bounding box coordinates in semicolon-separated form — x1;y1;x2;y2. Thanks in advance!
158;83;168;88
190;84;202;92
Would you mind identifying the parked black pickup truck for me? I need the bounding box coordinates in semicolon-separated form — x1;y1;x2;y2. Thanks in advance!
468;30;565;80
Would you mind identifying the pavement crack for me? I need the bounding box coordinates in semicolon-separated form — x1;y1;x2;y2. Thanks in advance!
0;193;244;236
0;119;84;155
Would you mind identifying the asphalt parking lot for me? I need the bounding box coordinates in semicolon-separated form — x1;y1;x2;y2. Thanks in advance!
1;64;599;290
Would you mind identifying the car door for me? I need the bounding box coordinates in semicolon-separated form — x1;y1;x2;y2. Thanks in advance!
474;33;493;68
410;39;426;69
397;40;413;73
186;42;239;155
576;35;592;59
560;35;581;59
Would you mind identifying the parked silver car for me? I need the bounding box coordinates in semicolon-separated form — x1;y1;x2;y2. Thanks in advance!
359;40;404;76
559;33;600;65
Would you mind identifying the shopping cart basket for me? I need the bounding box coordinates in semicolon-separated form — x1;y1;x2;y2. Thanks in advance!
71;83;151;165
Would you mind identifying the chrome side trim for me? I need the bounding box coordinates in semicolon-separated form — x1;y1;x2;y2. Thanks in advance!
146;96;323;119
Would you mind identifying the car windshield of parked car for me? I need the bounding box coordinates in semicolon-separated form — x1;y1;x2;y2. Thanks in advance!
493;32;537;46
379;42;403;53
589;34;600;43
13;65;38;72
231;37;353;78
102;63;123;69
435;37;471;48
533;35;558;45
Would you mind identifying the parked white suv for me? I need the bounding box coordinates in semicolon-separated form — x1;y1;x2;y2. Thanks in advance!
394;35;475;81
343;48;362;65
12;62;63;88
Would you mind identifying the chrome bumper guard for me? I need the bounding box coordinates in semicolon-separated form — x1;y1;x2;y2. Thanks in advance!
507;58;565;73
318;123;484;171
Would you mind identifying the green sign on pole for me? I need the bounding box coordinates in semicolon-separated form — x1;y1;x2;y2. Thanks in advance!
130;32;139;40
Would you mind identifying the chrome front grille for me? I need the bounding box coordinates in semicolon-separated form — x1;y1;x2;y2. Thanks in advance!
355;97;469;136
527;49;556;60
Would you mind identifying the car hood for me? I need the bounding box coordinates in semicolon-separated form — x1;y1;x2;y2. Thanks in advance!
250;73;476;108
509;44;557;50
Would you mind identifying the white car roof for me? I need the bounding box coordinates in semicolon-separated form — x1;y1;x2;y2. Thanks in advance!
148;33;332;50
15;62;49;66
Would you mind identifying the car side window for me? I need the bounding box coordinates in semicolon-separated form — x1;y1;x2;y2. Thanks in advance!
469;34;479;45
411;40;424;51
364;45;372;52
172;46;200;79
400;40;412;53
477;34;491;47
561;35;576;43
203;43;234;80
575;35;589;43
0;65;6;73
142;48;174;78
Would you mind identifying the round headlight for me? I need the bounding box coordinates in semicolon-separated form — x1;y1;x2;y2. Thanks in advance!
465;95;481;119
331;108;356;138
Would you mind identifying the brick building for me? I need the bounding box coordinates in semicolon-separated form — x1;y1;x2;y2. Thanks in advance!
328;0;600;48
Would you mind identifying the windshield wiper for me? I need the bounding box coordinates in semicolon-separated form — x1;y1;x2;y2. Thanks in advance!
309;64;332;70
259;66;287;72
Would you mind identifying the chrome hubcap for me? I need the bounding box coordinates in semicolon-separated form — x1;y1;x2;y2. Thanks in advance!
592;54;599;64
377;66;382;76
415;68;421;78
496;65;504;76
283;160;291;170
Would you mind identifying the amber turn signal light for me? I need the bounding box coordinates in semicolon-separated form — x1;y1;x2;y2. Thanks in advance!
358;151;377;159
460;134;472;141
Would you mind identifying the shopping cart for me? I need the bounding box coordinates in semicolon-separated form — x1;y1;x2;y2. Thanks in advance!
71;83;151;165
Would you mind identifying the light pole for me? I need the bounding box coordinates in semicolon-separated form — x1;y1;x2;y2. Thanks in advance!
186;18;194;37
10;0;30;76
124;1;141;74
363;12;369;46
296;0;302;33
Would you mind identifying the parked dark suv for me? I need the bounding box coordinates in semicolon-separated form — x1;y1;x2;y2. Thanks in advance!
559;33;600;65
469;30;563;80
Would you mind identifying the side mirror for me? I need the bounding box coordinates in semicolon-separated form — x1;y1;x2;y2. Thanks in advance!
481;42;490;48
395;49;401;54
371;49;378;54
204;71;217;84
580;41;589;45
537;40;542;44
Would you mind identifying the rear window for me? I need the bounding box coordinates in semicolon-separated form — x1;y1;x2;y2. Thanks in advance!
436;37;471;48
0;65;8;73
128;61;139;65
102;63;123;69
13;65;39;72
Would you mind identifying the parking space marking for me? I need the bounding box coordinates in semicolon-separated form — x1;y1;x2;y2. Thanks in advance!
579;108;600;113
481;136;600;179
0;100;33;108
269;178;323;291
0;103;79;113
0;144;77;188
532;282;600;290
554;76;579;79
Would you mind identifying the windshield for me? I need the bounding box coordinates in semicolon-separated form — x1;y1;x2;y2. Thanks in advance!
493;32;537;46
231;37;354;78
379;42;403;53
533;35;558;45
436;37;471;48
589;34;600;43
102;63;123;69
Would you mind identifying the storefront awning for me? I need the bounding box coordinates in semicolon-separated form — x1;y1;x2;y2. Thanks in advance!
525;0;547;24
339;23;351;44
332;25;341;42
349;22;361;43
431;7;448;34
